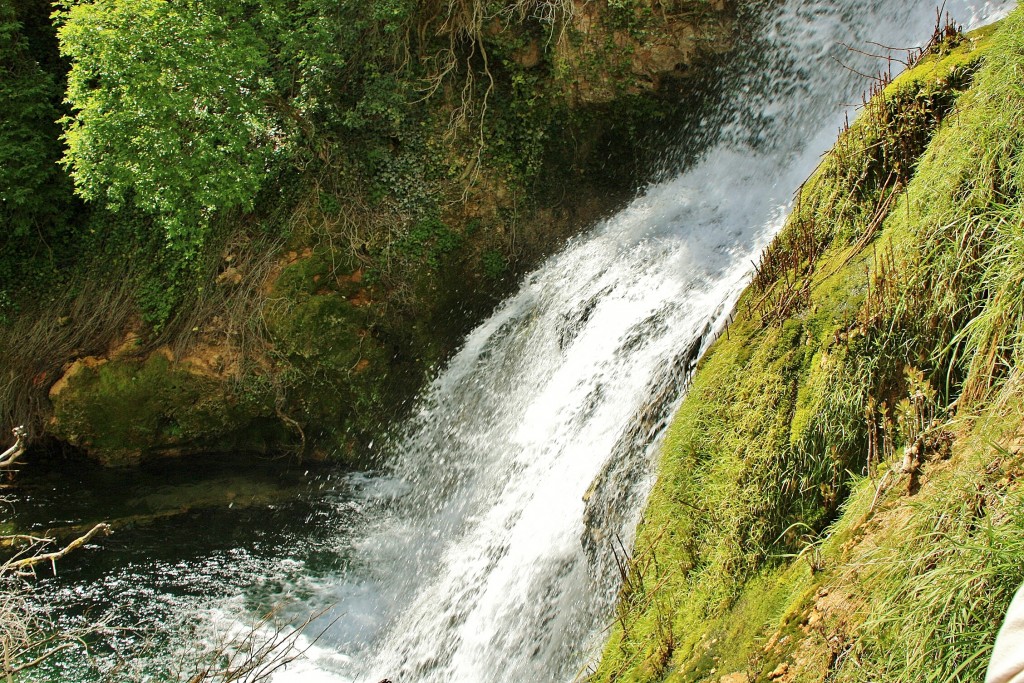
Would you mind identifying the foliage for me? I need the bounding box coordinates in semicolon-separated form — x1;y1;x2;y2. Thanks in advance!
0;0;733;461
55;0;281;259
0;0;80;325
395;216;463;269
0;2;68;238
481;248;508;280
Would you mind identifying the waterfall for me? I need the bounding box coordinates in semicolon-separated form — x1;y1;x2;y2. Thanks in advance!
268;2;1014;681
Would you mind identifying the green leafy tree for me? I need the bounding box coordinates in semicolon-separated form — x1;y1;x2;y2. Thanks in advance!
56;0;281;257
0;2;66;237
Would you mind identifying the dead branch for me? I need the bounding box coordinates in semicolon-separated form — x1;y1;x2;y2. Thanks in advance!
3;523;112;576
178;605;340;683
6;641;79;676
0;427;26;471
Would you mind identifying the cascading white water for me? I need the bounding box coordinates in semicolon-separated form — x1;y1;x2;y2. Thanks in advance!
266;2;1014;682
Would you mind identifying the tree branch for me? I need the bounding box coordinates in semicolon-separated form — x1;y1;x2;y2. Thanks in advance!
3;523;112;575
7;642;79;675
0;426;26;470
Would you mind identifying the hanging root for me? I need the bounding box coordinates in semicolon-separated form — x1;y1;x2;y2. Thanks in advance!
419;0;574;195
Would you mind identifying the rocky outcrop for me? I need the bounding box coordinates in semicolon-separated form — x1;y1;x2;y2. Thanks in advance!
555;0;734;103
38;0;739;466
48;344;282;466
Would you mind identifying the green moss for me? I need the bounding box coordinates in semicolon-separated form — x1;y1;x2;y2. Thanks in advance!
50;354;278;466
593;15;1024;682
262;250;413;460
273;249;364;299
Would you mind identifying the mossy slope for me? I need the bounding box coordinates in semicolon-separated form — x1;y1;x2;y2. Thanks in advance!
595;13;1024;683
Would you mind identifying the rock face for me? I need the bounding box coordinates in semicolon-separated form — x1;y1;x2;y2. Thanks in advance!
48;348;282;466
38;0;738;466
555;0;734;103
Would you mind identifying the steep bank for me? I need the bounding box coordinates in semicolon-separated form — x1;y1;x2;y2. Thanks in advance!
1;0;738;465
594;10;1024;682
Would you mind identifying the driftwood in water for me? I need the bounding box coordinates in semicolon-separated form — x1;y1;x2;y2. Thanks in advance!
3;523;112;576
0;425;26;470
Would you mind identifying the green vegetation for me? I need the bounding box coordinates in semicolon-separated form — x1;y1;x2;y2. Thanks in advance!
263;249;394;455
0;0;79;322
57;0;279;259
594;12;1024;682
2;0;735;462
49;353;281;465
0;1;67;240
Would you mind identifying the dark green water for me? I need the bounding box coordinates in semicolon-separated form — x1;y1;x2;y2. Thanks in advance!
6;453;384;681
